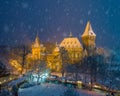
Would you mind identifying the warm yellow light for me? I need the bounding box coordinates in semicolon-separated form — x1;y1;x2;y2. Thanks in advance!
89;82;91;85
10;77;12;80
93;85;101;88
77;81;82;84
4;80;6;82
9;59;22;72
36;68;39;71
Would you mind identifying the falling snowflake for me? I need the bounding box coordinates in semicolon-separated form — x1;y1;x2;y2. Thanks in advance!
4;25;9;32
57;0;60;4
95;9;98;13
66;12;69;16
45;8;48;12
12;27;15;33
21;2;29;9
53;35;56;38
57;27;60;31
15;40;18;43
80;20;83;25
47;38;50;42
63;32;67;37
5;1;9;4
28;25;31;30
40;28;44;32
48;16;52;20
88;10;91;15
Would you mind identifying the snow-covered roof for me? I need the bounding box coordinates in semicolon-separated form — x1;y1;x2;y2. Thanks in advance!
82;21;96;37
60;35;82;49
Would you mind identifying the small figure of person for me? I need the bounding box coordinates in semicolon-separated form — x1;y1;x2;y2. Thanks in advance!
0;84;1;93
11;85;18;96
111;92;115;96
106;93;110;96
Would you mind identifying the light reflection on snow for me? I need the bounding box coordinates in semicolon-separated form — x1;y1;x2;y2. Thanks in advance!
29;70;50;83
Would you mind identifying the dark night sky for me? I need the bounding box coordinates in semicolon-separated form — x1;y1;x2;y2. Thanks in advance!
0;0;120;48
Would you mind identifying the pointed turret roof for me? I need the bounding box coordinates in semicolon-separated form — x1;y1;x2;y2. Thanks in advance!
32;33;40;48
35;34;40;44
69;32;73;37
53;42;60;52
82;21;96;37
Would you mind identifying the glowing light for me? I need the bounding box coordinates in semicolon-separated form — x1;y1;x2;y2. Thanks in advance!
93;85;101;89
29;69;50;83
36;68;39;71
10;77;12;80
4;80;6;82
89;82;91;85
77;81;82;84
9;59;22;71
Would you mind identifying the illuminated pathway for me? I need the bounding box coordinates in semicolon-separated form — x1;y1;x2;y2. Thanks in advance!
0;75;18;85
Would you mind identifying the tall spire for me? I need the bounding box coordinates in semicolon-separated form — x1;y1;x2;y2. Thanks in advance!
69;32;73;37
55;42;59;47
36;31;39;37
35;32;40;43
54;42;60;52
81;21;96;37
33;32;40;47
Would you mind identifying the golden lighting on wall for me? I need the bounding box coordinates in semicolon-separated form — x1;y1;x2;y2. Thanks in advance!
9;59;22;71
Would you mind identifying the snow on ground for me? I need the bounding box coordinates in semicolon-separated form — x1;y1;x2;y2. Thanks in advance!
18;83;105;96
19;83;66;96
8;76;26;86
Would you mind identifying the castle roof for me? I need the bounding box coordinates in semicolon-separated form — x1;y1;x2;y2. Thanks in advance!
60;32;82;49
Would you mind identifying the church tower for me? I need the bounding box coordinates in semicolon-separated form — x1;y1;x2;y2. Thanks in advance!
81;21;96;56
32;34;41;60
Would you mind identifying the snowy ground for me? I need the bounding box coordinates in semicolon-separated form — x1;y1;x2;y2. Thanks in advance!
18;83;105;96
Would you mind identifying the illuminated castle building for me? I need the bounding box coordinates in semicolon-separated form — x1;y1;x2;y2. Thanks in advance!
9;21;97;73
47;43;62;72
47;21;96;72
32;35;41;60
60;32;83;63
81;21;96;56
32;34;46;60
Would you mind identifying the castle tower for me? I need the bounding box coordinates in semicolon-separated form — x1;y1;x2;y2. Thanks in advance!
32;34;41;60
81;21;96;56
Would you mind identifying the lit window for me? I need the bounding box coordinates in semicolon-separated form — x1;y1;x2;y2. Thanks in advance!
75;54;78;58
